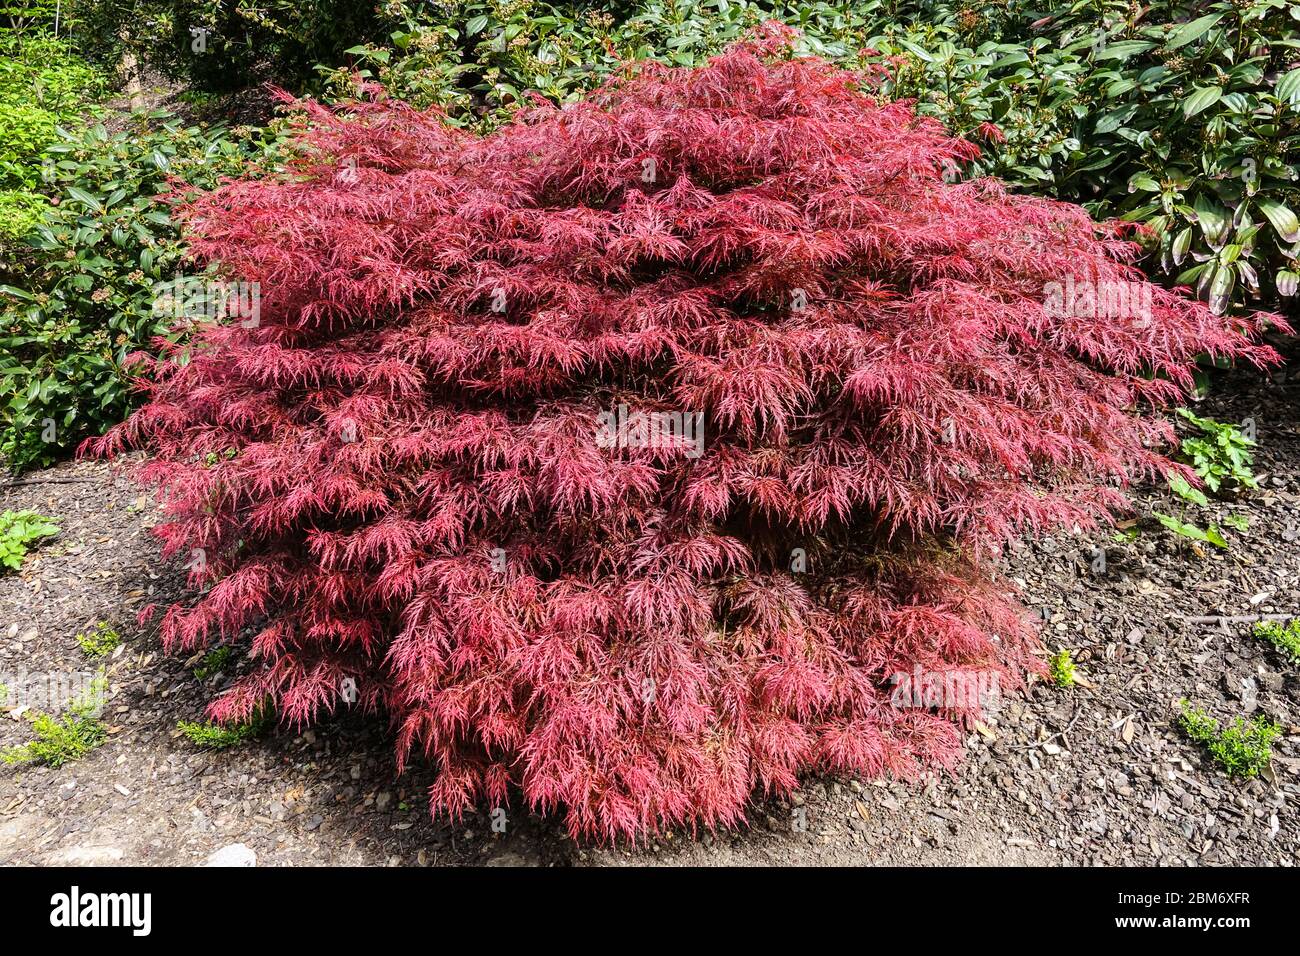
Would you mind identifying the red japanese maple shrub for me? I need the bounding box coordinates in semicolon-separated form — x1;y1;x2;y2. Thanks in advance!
91;29;1282;841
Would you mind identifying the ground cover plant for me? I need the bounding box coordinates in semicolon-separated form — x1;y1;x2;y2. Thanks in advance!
0;673;107;768
1254;618;1300;663
1178;701;1281;778
0;508;60;570
176;709;269;749
75;620;121;657
92;31;1284;842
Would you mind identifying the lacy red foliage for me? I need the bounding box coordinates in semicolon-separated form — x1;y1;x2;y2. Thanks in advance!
90;28;1282;841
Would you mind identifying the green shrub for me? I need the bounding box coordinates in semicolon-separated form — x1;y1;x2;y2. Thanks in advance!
67;0;384;92
1178;701;1281;778
0;189;48;244
0;508;58;569
0;112;290;471
764;1;1300;315
1026;1;1299;314
0;31;105;182
0;30;104;248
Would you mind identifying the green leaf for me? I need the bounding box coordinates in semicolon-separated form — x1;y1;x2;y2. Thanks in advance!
64;186;102;213
1166;14;1223;50
1275;67;1300;106
1153;511;1208;542
1257;199;1300;243
897;40;936;63
1096;40;1158;61
1169;472;1209;507
1208;264;1234;314
991;50;1030;70
1183;86;1223;118
1095;106;1137;134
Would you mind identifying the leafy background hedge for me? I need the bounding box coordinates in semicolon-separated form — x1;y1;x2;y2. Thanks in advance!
0;0;1297;473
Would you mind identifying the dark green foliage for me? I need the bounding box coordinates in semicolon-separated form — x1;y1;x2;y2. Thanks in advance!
68;0;384;91
0;111;289;471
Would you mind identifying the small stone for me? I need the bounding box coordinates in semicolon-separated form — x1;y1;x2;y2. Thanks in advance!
48;844;124;865
206;843;257;867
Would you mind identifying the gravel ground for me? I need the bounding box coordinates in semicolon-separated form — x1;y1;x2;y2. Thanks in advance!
1;359;1297;867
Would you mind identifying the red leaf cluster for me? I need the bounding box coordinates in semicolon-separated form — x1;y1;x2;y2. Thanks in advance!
92;29;1281;841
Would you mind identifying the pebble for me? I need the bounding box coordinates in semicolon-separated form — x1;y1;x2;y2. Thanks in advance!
206;843;257;867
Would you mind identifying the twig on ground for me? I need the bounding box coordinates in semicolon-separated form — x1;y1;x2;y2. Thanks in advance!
1;478;98;488
1180;613;1294;626
1014;708;1085;751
